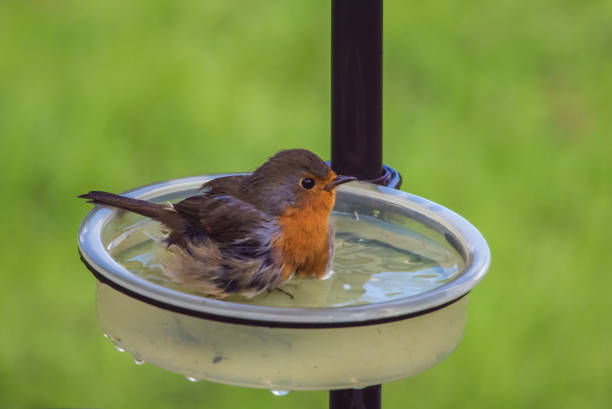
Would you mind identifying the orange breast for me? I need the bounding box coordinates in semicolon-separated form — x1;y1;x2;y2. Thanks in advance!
276;190;335;280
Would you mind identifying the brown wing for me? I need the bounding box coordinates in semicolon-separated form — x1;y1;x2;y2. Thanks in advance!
165;193;282;297
171;193;278;248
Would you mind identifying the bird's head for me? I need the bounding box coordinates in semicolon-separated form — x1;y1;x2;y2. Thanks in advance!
243;149;356;216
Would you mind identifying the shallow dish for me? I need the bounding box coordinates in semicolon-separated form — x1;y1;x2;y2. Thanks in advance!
78;175;490;390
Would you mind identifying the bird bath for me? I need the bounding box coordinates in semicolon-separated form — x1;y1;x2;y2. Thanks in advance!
78;175;490;392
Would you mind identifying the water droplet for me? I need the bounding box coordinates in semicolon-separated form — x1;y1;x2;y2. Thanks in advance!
271;390;290;397
103;333;109;338
134;358;145;365
114;344;125;353
186;376;198;382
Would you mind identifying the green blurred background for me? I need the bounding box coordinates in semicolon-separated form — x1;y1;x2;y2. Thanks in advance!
1;0;610;407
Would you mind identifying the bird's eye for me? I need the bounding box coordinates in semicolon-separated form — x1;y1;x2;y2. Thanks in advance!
300;178;315;190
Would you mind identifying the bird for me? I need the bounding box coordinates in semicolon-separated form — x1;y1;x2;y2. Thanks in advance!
79;149;356;299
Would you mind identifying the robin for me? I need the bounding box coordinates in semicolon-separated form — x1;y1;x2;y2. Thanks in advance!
79;149;356;299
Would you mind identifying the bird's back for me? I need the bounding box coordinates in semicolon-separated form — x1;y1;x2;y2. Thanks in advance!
200;175;247;198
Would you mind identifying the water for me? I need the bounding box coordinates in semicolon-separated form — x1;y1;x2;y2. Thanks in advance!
270;390;290;396
107;212;464;308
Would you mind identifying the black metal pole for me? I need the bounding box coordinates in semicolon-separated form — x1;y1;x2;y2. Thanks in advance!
330;385;382;409
329;1;389;404
331;0;383;181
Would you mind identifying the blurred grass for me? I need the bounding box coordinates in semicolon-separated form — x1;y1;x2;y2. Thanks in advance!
1;0;611;408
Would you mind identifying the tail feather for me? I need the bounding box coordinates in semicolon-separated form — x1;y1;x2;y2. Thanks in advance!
79;191;183;230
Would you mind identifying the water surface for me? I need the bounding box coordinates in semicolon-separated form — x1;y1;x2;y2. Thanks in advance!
108;212;464;308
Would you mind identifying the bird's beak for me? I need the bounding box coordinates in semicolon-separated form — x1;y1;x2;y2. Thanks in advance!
329;175;357;188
